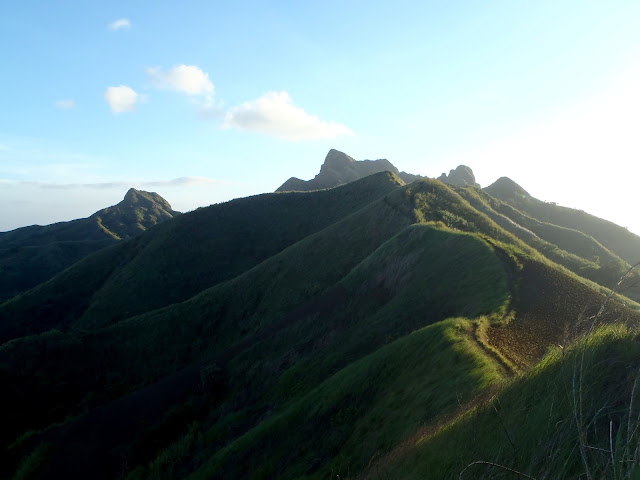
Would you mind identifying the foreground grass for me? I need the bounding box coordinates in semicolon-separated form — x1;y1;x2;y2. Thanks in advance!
373;324;640;479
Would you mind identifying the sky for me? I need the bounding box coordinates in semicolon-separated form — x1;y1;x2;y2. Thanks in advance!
1;0;640;236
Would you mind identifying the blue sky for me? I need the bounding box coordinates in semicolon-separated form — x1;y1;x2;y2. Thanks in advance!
2;1;640;237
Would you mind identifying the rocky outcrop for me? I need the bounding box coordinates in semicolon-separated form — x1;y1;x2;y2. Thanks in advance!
437;165;479;187
277;149;424;192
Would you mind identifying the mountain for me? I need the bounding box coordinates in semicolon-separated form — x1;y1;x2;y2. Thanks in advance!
486;176;640;265
3;159;640;480
480;177;640;302
276;149;423;191
437;164;480;187
0;188;179;303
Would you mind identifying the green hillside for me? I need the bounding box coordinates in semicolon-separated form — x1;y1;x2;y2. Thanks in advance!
3;171;640;480
455;185;640;303
486;176;640;266
0;172;404;343
0;188;179;303
372;324;640;480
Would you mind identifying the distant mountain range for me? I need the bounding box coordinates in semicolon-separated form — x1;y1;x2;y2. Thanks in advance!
276;149;481;192
0;188;179;302
2;151;640;479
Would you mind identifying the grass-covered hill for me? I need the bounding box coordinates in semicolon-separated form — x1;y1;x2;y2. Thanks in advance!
482;177;640;303
486;176;640;266
0;172;404;344
0;188;180;303
3;168;640;480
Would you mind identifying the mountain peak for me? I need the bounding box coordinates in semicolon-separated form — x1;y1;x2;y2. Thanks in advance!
92;188;180;240
123;187;141;206
121;188;174;212
437;165;479;187
323;149;355;167
124;187;140;199
277;149;423;192
484;176;531;200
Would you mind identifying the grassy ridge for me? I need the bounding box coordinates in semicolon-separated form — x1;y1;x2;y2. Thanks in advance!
188;318;506;480
0;172;404;342
455;186;640;303
90;189;414;382
0;186;412;461
123;225;511;479
472;187;620;265
5;222;510;479
374;324;640;479
78;172;405;330
486;176;640;266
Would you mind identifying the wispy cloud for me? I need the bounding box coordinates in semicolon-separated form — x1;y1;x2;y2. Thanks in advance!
54;99;76;110
104;85;138;114
146;65;214;96
0;137;108;182
108;18;131;31
1;176;224;190
223;91;354;140
143;176;222;187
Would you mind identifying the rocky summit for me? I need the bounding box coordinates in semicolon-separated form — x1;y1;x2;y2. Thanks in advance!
276;149;423;192
437;165;480;187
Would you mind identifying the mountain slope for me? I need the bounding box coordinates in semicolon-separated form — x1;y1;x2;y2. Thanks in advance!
0;172;405;344
482;177;640;302
4;221;510;480
0;188;179;302
486;176;640;266
3;170;640;480
451;186;640;303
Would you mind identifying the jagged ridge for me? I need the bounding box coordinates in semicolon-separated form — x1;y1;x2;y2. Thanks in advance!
277;149;423;192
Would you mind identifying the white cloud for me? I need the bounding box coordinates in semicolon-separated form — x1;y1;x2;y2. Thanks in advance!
104;85;138;114
54;99;76;110
108;18;131;31
146;65;214;96
223;91;354;140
